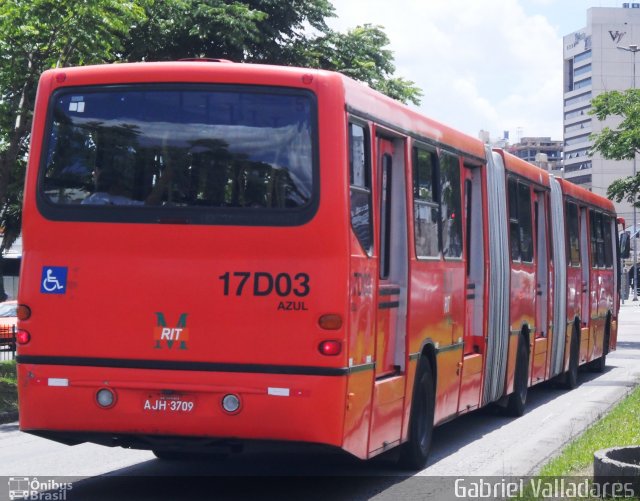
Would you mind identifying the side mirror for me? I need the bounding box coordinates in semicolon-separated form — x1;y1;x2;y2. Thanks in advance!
620;231;631;259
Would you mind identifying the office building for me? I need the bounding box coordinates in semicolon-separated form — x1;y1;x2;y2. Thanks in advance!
563;4;640;223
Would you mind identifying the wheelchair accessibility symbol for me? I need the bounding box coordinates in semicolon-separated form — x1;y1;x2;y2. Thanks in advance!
40;266;68;294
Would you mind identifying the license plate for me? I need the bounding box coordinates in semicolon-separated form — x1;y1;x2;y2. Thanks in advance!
143;393;196;413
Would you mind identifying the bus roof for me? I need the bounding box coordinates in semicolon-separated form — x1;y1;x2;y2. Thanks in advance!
493;149;551;188
40;60;334;90
340;74;487;161
557;177;616;213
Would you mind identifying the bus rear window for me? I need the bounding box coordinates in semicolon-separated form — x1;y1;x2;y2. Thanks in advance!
38;85;318;225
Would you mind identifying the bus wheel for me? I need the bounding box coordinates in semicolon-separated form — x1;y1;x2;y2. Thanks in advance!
563;328;580;389
506;335;529;417
398;356;435;470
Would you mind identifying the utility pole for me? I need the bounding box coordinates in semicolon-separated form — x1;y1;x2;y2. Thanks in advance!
617;44;639;301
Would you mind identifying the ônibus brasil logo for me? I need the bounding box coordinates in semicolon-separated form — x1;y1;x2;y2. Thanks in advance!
8;477;73;500
154;312;189;350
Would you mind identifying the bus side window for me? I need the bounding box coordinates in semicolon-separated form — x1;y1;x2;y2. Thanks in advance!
590;210;606;268
349;123;373;255
413;147;439;258
596;211;605;268
439;152;462;259
566;202;581;266
508;178;521;261
518;182;533;262
507;179;533;263
603;214;614;267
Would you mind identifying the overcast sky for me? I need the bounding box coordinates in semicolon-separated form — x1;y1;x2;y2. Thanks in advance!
329;0;628;142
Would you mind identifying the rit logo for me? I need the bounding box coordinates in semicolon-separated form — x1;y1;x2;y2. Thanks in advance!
154;312;189;350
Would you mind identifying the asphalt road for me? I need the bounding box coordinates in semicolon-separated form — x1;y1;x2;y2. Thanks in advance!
1;304;639;500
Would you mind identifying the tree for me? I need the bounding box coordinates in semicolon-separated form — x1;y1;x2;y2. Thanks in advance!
307;24;422;105
589;89;640;207
123;0;333;66
0;0;146;300
0;0;421;300
121;1;421;104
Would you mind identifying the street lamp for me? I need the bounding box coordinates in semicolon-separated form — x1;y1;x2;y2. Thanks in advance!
618;43;639;301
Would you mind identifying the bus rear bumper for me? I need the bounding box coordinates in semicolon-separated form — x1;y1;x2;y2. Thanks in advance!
17;363;348;451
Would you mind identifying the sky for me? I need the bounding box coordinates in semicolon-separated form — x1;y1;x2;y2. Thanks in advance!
329;0;628;142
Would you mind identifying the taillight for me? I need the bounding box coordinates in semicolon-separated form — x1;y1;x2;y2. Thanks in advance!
318;340;342;356
16;330;31;345
318;314;342;330
17;304;31;321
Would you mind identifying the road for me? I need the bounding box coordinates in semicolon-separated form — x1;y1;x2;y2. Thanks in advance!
1;304;639;500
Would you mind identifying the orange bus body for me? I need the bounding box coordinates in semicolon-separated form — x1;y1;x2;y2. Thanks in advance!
17;62;620;466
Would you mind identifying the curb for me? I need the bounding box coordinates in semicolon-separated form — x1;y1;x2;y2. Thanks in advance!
0;411;18;424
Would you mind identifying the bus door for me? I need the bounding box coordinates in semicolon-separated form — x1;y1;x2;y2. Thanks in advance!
532;190;549;383
458;163;485;413
368;134;408;454
374;136;408;378
579;206;591;362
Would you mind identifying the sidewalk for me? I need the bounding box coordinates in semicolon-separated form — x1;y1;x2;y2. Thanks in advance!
618;301;640;336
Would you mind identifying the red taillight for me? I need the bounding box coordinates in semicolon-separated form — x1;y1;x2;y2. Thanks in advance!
318;340;342;356
16;329;31;345
17;304;31;321
318;314;342;330
55;72;66;83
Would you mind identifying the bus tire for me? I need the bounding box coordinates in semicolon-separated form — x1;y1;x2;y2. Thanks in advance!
505;335;529;417
398;356;435;470
563;327;580;389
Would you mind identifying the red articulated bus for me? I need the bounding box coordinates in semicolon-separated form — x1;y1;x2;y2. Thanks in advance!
16;61;625;468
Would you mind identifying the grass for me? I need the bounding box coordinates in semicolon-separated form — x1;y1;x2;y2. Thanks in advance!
0;359;17;413
518;385;640;500
538;385;640;476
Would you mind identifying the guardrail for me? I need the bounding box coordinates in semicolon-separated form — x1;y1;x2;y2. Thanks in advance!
0;325;16;361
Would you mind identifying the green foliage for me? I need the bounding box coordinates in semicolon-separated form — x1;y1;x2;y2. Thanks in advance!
309;24;423;105
607;175;640;207
121;2;421;105
0;360;17;413
0;360;16;381
0;381;17;413
122;0;335;64
540;385;640;475
590;89;640;207
0;1;422;298
517;386;640;501
0;0;146;299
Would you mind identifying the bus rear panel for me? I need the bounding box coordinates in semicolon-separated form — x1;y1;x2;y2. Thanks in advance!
18;63;357;455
